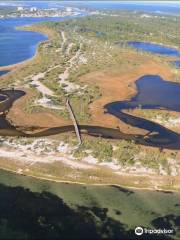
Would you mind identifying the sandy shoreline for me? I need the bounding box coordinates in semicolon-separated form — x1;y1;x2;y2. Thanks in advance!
0;165;179;193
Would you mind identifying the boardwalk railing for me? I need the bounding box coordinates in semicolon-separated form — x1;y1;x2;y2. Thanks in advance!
66;98;82;146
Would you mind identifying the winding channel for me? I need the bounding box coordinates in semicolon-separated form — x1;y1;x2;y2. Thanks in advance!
1;42;180;149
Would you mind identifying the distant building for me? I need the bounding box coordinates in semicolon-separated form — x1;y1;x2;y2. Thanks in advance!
30;7;37;12
66;7;72;12
17;7;24;11
140;14;152;18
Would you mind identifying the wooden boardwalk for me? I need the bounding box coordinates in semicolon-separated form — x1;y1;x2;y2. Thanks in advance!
66;98;82;146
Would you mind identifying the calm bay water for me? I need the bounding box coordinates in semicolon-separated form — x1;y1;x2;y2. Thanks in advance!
0;17;65;67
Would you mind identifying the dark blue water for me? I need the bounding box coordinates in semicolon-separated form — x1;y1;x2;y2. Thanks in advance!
120;75;180;112
0;17;66;67
128;41;180;58
0;94;7;101
105;75;180;147
0;70;9;76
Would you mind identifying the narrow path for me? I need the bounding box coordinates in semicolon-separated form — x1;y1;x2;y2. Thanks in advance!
66;42;74;55
31;72;54;96
31;32;82;96
61;31;66;49
59;47;82;92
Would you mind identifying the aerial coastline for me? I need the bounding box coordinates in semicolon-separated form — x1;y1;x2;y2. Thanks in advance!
0;2;180;238
0;9;180;192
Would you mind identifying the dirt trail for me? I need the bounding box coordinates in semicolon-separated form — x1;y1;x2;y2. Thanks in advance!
31;72;54;96
66;42;74;55
61;31;66;49
59;46;82;92
31;31;82;96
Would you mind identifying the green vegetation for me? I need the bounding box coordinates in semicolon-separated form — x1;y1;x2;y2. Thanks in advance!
130;108;171;123
140;109;170;121
59;13;180;47
74;138;113;161
29;13;180;123
113;140;139;166
71;135;175;174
